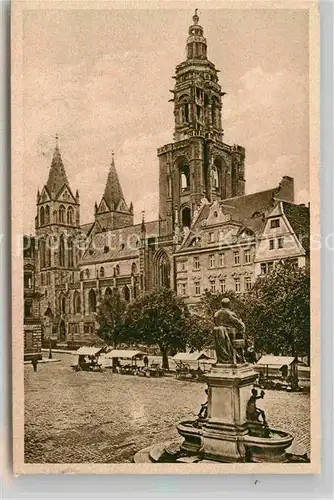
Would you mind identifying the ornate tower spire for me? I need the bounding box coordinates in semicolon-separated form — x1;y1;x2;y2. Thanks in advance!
186;9;207;60
171;11;224;142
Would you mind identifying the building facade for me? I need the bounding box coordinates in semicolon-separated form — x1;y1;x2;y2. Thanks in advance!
24;12;310;347
23;236;42;360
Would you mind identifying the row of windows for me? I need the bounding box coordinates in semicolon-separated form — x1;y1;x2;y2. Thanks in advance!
178;276;252;297
39;205;75;226
260;258;298;275
59;286;134;316
190;250;251;270
40;236;75;269
80;262;138;280
40;272;51;286
269;237;284;250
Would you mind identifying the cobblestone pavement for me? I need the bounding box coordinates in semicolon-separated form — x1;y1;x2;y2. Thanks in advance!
24;354;310;463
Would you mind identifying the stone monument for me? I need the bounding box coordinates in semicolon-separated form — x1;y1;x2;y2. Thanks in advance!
134;298;305;463
199;298;259;462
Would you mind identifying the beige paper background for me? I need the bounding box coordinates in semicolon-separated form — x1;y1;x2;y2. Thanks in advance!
11;0;320;474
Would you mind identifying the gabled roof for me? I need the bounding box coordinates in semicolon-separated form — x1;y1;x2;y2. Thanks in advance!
46;141;70;197
80;222;95;236
177;188;280;252
80;220;160;264
282;202;310;252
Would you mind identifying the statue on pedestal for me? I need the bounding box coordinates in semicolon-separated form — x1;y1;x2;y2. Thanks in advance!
213;298;246;364
246;388;268;427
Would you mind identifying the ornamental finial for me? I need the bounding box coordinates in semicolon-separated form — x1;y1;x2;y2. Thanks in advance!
193;9;199;25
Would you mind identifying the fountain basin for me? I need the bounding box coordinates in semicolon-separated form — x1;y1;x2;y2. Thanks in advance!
176;419;202;454
244;428;294;463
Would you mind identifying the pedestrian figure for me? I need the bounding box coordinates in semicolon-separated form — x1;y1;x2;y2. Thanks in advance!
143;355;149;368
31;356;38;372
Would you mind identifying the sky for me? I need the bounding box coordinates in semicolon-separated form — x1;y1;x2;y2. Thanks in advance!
22;8;309;234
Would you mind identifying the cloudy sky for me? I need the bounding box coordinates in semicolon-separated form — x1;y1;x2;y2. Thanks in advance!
22;7;309;234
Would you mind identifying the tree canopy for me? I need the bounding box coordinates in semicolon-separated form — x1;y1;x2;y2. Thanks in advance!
124;287;191;369
96;289;128;347
197;261;310;359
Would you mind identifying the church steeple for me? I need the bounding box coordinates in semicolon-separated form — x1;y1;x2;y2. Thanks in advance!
46;135;70;197
102;152;125;211
94;153;134;232
157;11;246;238
171;10;224;142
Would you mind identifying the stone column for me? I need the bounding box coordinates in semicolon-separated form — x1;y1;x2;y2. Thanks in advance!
201;363;258;462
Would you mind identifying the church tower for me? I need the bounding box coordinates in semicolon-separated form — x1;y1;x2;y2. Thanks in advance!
35;136;80;342
94;153;133;232
158;11;246;236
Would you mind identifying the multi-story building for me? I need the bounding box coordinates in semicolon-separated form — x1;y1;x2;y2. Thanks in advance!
173;176;307;310
24;11;310;347
23;236;42;360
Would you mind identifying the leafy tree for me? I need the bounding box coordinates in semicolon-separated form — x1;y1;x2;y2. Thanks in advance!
96;289;128;347
247;261;310;359
124;287;190;369
196;261;310;360
184;313;213;352
197;289;246;322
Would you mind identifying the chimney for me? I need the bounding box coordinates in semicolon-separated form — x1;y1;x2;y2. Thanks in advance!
276;176;294;203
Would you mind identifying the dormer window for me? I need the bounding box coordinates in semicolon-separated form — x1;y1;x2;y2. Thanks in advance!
270;219;280;228
104;245;109;253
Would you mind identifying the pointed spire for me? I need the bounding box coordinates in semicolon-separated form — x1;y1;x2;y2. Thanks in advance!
46;134;70;196
102;152;125;210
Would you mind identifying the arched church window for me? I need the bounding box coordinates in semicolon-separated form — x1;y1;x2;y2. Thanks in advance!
45;205;50;224
46;238;51;267
59;295;66;314
24;300;32;320
212;167;219;190
85;268;90;279
180;165;190;192
67;238;74;267
155;251;171;289
213;157;226;198
105;287;112;298
40;239;46;268
167;176;172;198
67;206;74;225
181;206;191;229
88;289;97;313
59;234;65;267
115;264;120;276
99;266;105;277
40;206;45;226
59;205;65;224
131;262;137;275
73;291;81;314
122;285;130;302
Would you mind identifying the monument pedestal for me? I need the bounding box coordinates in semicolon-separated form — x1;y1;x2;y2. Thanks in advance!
201;363;258;462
